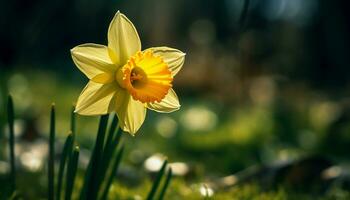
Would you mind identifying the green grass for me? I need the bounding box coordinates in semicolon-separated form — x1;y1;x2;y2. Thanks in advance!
1;71;350;199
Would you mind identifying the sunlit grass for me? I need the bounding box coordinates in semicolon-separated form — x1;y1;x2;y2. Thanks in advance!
1;71;350;199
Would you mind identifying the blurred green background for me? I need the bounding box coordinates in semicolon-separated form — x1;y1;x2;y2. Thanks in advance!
1;0;350;199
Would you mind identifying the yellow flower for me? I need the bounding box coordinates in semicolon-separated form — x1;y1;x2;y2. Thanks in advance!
71;11;185;135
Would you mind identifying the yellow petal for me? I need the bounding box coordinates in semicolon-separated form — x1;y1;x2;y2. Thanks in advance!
71;44;116;79
91;73;115;84
75;81;117;115
147;47;185;76
147;89;180;113
108;11;141;65
115;91;146;135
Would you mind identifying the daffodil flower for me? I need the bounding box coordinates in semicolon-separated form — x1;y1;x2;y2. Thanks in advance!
71;11;185;135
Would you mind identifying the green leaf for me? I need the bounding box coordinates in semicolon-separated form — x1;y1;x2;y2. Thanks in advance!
96;120;122;194
100;144;125;200
56;133;74;200
7;95;16;192
82;114;109;199
146;160;168;200
65;146;80;200
99;115;121;182
48;104;55;200
79;160;91;200
103;114;118;150
157;168;173;200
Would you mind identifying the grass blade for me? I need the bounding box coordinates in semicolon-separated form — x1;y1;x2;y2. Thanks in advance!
146;160;168;200
100;144;125;200
7;95;16;192
65;146;80;200
48;104;55;200
84;114;109;199
56;133;74;200
157;168;173;200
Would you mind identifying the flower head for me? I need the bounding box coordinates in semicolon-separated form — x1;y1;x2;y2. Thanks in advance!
71;11;185;135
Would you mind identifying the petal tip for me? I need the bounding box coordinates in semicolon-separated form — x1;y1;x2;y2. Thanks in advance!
74;107;82;115
170;106;181;113
115;10;125;19
70;48;76;54
121;127;136;136
70;47;80;56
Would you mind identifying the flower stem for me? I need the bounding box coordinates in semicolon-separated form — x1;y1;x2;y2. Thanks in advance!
96;117;122;193
157;168;173;200
100;144;125;200
85;114;109;199
48;104;55;200
65;146;80;200
146;160;168;200
56;133;74;200
7;95;16;193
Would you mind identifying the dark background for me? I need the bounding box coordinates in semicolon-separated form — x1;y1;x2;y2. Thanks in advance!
1;0;350;89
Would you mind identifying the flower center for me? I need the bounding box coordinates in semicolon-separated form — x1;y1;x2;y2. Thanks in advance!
116;50;173;103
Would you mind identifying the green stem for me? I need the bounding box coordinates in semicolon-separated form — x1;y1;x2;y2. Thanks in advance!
146;160;168;200
79;161;91;200
56;133;74;200
104;114;118;150
48;104;55;200
157;168;173;200
85;114;109;199
96;126;122;193
7;95;15;192
100;144;125;200
65;146;80;200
